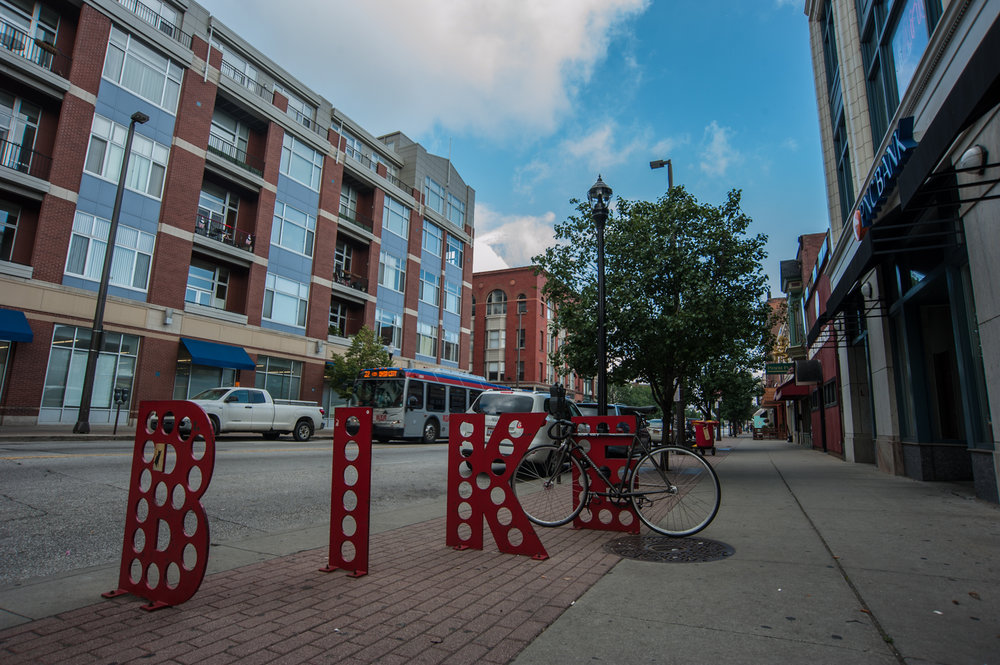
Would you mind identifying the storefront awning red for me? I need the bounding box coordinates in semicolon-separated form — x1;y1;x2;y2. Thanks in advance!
775;377;809;400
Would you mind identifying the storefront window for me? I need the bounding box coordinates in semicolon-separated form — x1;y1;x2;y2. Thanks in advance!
254;355;301;400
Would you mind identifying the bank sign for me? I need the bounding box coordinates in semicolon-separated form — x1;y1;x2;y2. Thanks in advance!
853;116;918;241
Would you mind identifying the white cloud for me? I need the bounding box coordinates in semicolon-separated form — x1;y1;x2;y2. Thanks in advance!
560;123;679;173
202;0;649;139
473;203;558;271
700;121;742;177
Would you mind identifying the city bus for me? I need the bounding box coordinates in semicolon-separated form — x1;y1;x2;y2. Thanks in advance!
354;367;503;443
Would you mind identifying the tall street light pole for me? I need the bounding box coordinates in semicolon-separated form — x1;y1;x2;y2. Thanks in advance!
588;175;612;417
74;111;149;434
650;159;673;190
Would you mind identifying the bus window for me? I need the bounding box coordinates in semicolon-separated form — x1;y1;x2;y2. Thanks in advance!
407;380;424;409
427;384;446;412
469;389;482;408
449;387;467;412
355;379;404;408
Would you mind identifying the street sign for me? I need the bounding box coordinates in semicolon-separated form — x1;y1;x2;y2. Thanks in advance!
765;362;794;374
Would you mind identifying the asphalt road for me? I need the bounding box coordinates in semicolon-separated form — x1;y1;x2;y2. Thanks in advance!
0;437;449;586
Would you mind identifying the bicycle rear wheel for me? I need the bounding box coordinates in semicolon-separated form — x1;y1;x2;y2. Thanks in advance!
511;444;588;527
630;446;720;537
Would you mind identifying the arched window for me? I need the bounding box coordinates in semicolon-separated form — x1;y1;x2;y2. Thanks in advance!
516;293;527;314
486;289;507;315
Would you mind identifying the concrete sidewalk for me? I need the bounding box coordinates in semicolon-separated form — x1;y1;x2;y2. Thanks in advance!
2;436;999;664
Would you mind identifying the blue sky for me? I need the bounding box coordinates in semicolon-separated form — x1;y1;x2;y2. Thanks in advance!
198;0;829;294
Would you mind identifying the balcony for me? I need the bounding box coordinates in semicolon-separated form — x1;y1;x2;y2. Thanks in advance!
219;60;271;103
287;107;326;139
333;267;368;293
206;133;264;177
115;0;192;47
337;210;373;234
194;214;254;253
0;137;51;180
0;24;71;78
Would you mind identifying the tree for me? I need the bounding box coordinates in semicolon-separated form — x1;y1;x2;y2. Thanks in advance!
535;186;772;431
325;326;394;400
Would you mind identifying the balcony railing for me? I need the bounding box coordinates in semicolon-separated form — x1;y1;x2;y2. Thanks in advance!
206;133;264;176
194;214;254;253
0;137;51;180
0;24;71;77
115;0;192;47
220;60;271;102
385;173;407;191
287;107;326;138
333;267;368;292
338;210;374;234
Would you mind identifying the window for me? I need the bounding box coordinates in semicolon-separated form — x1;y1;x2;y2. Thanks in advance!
254;355;302;400
42;325;138;410
823;3;854;227
518;361;525;382
85;114;169;198
375;307;402;348
448;385;466;412
517;294;527;314
280;134;322;190
215;42;260;91
833;116;854;226
442;330;459;363
446;235;463;267
0;199;20;261
824;379;838;407
427;384;446;412
103;26;182;112
328;300;348;337
407;380;424;409
0;91;39;172
339;182;358;219
378;250;406;292
382;195;409;239
424;176;445;215
857;0;941;144
447;193;465;226
444;279;460;314
334;240;352;275
516;328;525;349
417;322;437;357
119;0;179;37
487;329;505;349
185;260;229;309
274;83;317;129
271;201;316;256
486;289;507;315
422;221;442;256
263;272;308;327
0;0;58;63
66;211;154;291
209;110;250;161
486;361;504;382
340;128;363;161
419;269;439;306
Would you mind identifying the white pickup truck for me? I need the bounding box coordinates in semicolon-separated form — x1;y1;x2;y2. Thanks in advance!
188;387;325;441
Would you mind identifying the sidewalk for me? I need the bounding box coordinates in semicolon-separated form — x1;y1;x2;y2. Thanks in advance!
2;436;999;664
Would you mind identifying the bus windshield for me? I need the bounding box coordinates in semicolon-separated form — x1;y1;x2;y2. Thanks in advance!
354;379;405;408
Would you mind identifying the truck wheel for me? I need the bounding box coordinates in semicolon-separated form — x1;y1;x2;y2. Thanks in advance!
209;416;220;436
422;419;439;444
293;419;314;442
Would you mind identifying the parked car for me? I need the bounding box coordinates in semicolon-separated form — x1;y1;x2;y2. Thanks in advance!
468;390;581;462
187;387;325;441
647;418;664;443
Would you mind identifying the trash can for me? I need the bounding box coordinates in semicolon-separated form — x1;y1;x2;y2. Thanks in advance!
692;420;718;456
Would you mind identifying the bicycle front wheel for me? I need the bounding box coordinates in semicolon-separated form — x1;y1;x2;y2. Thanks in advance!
630;446;720;537
511;444;588;527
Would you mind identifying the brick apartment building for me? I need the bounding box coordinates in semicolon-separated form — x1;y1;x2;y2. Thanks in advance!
0;0;475;425
471;266;593;399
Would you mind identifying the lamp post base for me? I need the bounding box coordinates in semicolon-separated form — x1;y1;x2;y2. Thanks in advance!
73;421;91;434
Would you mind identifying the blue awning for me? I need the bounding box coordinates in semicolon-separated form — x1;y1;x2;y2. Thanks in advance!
180;337;255;370
0;308;33;342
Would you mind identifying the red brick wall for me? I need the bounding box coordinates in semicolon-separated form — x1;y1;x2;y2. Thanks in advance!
0;319;52;419
134;336;180;403
68;5;109;95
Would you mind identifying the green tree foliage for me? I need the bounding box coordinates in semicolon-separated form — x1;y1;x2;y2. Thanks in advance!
535;186;772;420
325;326;394;400
608;383;661;418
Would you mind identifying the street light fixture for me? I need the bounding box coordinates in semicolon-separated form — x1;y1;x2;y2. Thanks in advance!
587;175;612;417
74;111;150;434
650;159;673;190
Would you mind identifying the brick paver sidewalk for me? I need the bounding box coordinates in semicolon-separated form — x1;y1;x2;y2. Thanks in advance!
1;514;622;664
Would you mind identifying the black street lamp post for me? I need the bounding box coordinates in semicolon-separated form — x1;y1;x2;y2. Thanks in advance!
587;175;612;417
73;111;149;434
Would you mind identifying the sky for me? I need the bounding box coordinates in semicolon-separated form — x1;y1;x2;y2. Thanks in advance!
198;0;829;295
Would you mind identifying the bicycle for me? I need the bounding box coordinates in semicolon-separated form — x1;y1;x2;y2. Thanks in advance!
511;387;721;537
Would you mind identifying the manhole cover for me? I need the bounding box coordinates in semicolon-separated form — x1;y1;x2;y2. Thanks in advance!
604;534;734;563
